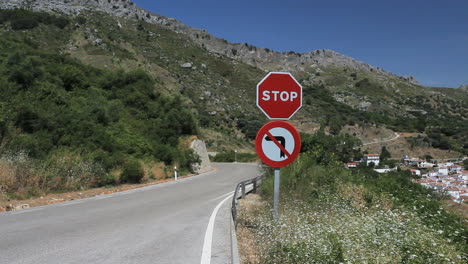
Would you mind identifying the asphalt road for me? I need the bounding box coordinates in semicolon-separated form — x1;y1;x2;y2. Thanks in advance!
0;163;259;264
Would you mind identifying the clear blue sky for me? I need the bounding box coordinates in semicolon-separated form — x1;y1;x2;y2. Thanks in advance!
133;0;468;88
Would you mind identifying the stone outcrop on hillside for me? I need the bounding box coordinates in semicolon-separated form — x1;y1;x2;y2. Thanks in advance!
459;84;468;91
190;139;212;174
0;0;418;84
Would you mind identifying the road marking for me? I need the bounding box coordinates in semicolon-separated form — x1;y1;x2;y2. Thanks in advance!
209;191;234;202
362;132;399;146
93;196;110;200
10;208;43;215
201;193;233;264
57;200;83;207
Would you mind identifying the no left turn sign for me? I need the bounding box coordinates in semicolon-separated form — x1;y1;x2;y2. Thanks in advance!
255;121;301;168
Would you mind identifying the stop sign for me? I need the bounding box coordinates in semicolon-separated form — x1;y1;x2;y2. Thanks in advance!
257;72;302;120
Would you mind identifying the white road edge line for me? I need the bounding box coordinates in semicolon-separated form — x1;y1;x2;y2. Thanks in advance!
201;193;233;264
58;200;83;206
209;191;234;202
10;208;43;215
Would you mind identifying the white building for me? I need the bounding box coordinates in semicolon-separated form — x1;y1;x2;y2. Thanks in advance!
434;167;449;175
363;154;380;166
448;165;462;174
418;161;435;168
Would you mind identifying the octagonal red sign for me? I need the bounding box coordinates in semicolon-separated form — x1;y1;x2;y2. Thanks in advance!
257;72;302;120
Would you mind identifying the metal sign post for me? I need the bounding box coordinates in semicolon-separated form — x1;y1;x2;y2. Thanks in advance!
273;168;280;220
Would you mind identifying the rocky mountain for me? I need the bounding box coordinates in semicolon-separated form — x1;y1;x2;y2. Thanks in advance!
0;0;466;156
0;0;417;83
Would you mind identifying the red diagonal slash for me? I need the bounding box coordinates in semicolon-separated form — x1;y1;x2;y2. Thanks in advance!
265;130;292;158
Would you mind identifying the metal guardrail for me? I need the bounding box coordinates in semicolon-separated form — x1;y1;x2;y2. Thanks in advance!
231;174;264;228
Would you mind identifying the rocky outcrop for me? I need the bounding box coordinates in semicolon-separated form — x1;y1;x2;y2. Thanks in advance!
0;0;418;84
4;203;30;211
190;139;211;174
459;84;468;92
399;75;419;85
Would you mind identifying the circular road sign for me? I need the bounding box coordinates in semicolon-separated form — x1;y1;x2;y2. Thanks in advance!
255;121;301;168
257;72;302;120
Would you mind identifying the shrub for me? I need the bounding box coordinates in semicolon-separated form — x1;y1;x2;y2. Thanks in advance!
98;173;118;186
0;9;70;30
210;151;257;163
11;17;39;30
121;160;144;183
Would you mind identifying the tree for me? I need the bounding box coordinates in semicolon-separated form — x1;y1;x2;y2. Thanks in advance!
380;146;391;165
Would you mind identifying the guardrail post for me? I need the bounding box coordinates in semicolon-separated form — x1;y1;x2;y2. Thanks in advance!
232;175;265;229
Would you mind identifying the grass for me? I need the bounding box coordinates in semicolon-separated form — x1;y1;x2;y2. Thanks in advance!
239;194;466;263
237;152;468;263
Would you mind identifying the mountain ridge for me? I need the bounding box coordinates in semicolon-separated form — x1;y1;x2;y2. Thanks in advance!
0;1;466;157
0;0;419;84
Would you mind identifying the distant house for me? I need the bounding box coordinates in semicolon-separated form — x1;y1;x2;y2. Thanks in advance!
441;162;455;167
446;187;461;200
410;169;421;176
462;171;468;181
448;165;462;174
434;167;449;175
346;162;357;168
402;156;424;167
363;154;380;166
418;161;434;168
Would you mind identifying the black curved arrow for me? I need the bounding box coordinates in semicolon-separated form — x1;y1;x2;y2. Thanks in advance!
265;136;286;158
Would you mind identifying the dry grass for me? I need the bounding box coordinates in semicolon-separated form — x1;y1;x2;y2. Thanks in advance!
0;167;204;211
442;200;468;224
238;225;262;264
0;161;16;192
109;168;122;183
147;162;168;181
0;157;42;199
236;194;268;264
362;132;462;159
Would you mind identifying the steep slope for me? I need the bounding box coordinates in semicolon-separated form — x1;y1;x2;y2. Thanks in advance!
0;0;466;156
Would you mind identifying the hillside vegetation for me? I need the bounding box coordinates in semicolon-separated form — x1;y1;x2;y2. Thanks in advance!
0;7;466;200
2;8;466;155
238;132;468;263
0;9;198;198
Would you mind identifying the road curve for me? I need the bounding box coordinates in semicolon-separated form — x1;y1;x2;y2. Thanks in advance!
362;132;400;146
0;163;259;264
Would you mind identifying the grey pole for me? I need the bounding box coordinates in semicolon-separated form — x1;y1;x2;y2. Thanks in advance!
273;168;280;220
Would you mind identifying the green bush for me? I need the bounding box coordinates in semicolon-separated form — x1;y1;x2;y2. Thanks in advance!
121;160;144;183
0;25;200;195
0;9;69;30
210;151;257;162
11;17;39;30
